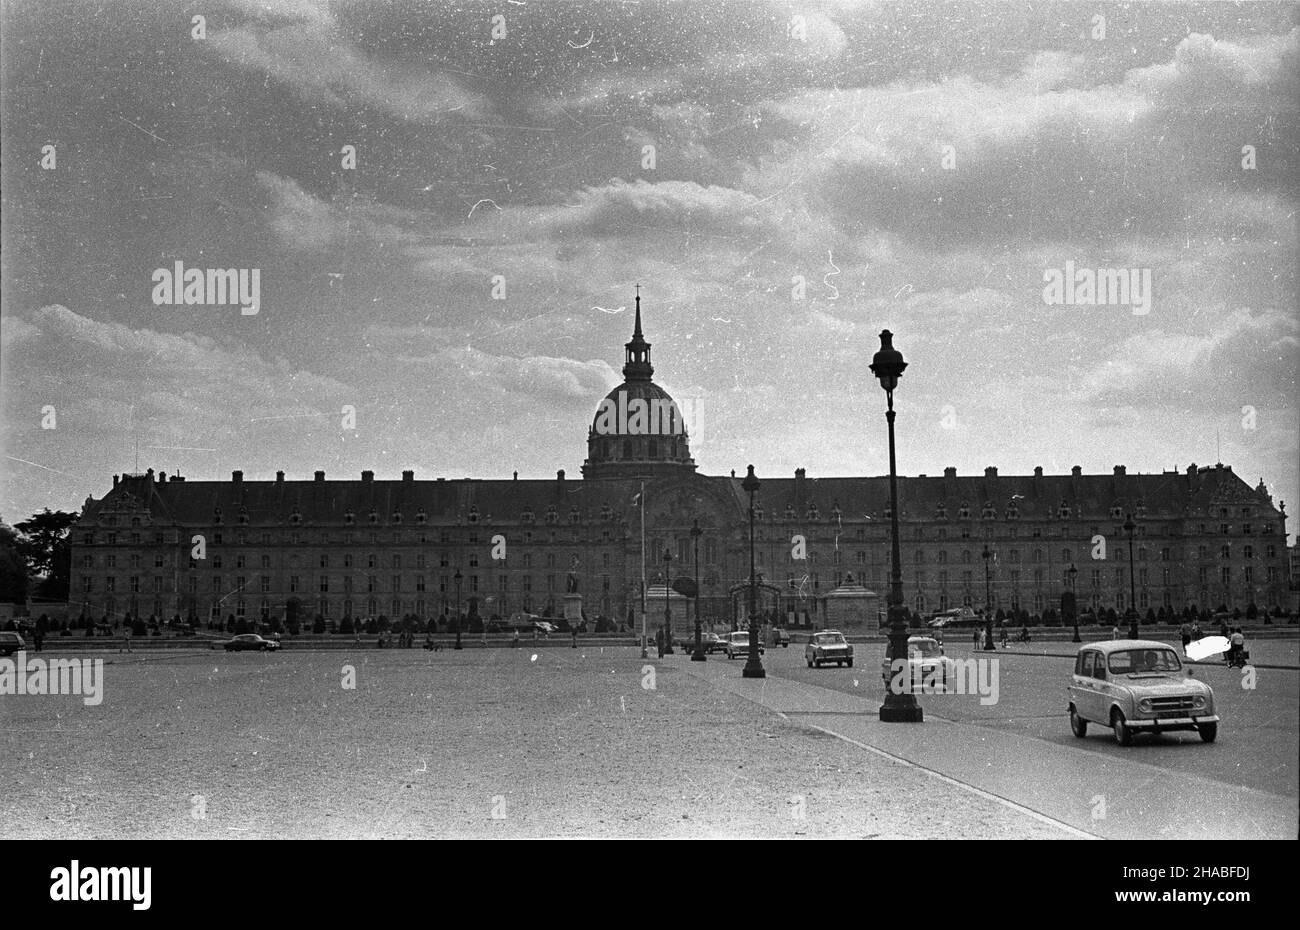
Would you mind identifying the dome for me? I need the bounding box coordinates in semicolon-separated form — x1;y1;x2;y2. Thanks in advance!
581;290;696;479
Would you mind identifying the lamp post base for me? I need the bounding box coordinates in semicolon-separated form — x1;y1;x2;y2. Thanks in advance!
691;651;706;662
741;664;766;678
879;698;924;723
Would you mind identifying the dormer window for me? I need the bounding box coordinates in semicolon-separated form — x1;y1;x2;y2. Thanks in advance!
368;510;378;524
289;508;301;525
522;507;535;524
213;508;223;524
784;504;796;520
830;504;842;521
416;510;427;524
467;505;479;524
1110;505;1123;519
935;505;948;520
545;505;559;524
392;511;403;524
958;502;971;519
981;502;996;519
569;507;581;524
600;504;613;521
345;510;355;524
238;508;249;525
807;503;820;520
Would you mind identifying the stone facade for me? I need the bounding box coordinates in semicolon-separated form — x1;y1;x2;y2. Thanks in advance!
66;301;1292;628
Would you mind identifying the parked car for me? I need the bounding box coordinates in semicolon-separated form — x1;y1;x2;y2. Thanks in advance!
703;632;729;654
724;630;765;660
806;630;854;668
881;635;955;688
224;633;282;652
770;627;791;647
0;631;26;656
1067;640;1218;745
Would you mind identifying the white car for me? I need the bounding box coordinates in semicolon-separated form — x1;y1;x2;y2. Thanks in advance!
724;630;765;659
806;631;854;668
881;635;955;689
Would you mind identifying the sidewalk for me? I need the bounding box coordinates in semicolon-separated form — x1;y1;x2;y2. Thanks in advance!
680;659;1297;839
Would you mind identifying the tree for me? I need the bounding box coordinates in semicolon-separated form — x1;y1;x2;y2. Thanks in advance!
14;509;77;602
0;520;28;605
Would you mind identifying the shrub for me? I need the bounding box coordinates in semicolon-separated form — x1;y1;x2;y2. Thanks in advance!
312;614;326;634
338;616;354;635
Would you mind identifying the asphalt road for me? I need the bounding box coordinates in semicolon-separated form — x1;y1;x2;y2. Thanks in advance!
762;641;1299;800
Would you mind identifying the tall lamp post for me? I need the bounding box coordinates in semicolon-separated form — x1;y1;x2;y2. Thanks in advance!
1124;514;1139;639
662;548;674;654
691;519;705;661
741;465;766;678
982;545;995;650
453;568;463;650
870;331;921;722
1068;563;1080;643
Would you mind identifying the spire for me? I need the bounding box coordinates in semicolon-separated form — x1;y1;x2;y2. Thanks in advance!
623;284;653;380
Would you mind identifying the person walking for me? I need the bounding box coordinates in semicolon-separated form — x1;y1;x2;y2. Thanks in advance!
972;627;981;651
1190;620;1202;642
511;629;520;648
32;627;44;653
1111;624;1121;641
1179;622;1191;655
121;624;132;654
1229;627;1246;666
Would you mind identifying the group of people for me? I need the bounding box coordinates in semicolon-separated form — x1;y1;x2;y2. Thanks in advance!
1178;621;1248;664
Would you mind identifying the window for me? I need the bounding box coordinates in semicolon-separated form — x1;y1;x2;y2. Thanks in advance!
392;554;401;570
320;554;328;568
262;555;271;569
392;575;401;592
320;576;329;592
289;576;299;593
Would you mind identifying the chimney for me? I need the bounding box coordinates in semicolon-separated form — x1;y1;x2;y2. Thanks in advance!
232;470;243;483
557;469;565;482
1187;463;1197;475
402;470;414;482
513;471;518;481
276;471;285;484
1071;465;1082;477
315;470;326;482
795;467;806;498
1034;466;1043;477
984;466;998;478
1114;465;1126;475
159;471;167;483
943;467;957;478
361;470;374;482
113;475;119;487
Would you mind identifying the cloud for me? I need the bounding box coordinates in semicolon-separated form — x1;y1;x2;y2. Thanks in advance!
206;19;494;124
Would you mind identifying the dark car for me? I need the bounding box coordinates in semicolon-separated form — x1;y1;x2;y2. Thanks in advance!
770;627;791;647
0;631;26;656
224;633;281;652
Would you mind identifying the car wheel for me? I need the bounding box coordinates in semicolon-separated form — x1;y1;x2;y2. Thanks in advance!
806;658;813;668
1069;706;1087;738
846;659;853;667
1198;722;1217;743
1111;708;1133;746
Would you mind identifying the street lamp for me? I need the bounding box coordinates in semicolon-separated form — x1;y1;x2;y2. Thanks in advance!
662;548;674;655
1068;563;1080;643
982;545;995;651
1124;514;1139;639
870;330;921;722
741;465;766;678
691;519;705;662
453;568;463;650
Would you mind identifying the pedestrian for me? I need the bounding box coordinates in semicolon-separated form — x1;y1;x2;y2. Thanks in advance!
1229;627;1245;665
121;625;132;653
32;627;44;653
1190;621;1201;641
1112;624;1121;640
571;627;578;649
1179;622;1191;654
1000;626;1009;649
655;627;664;658
973;627;981;650
511;629;520;648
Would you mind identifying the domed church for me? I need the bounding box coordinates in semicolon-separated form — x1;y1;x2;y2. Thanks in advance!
66;290;1291;635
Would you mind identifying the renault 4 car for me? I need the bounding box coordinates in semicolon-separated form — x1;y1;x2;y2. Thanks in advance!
1068;640;1218;745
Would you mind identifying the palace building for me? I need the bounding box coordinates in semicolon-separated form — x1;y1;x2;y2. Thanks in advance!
67;295;1292;629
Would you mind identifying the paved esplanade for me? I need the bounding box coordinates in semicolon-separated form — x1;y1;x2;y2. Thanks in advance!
681;644;1298;839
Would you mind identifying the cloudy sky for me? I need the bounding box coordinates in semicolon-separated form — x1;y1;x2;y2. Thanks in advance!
2;0;1296;537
